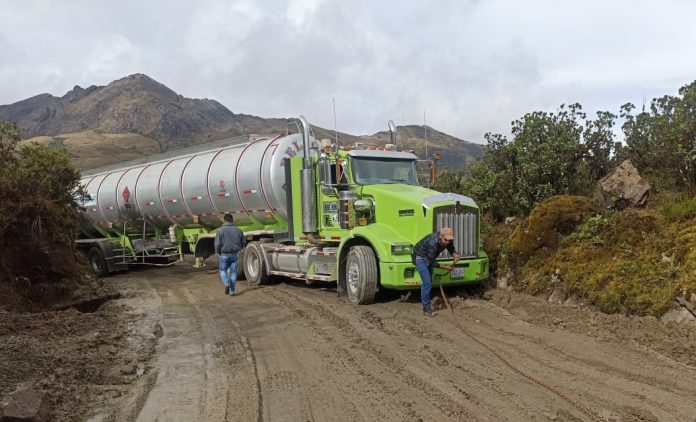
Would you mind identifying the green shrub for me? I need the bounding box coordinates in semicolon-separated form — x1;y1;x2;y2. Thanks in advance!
0;122;84;308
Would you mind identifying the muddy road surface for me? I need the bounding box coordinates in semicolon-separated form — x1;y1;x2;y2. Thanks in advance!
6;260;696;422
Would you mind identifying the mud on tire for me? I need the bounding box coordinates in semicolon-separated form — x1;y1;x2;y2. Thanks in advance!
88;246;109;277
243;241;270;285
346;245;378;305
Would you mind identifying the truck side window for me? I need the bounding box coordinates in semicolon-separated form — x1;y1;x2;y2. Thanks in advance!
330;162;347;185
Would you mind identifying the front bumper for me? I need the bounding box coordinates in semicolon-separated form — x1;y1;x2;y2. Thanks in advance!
378;257;489;290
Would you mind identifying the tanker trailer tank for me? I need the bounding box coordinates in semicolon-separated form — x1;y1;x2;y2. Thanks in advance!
75;129;319;276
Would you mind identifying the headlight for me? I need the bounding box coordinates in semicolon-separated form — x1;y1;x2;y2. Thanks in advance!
390;242;413;254
353;199;374;211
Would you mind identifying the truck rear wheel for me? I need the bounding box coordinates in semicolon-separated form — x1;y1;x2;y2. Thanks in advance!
88;246;109;277
243;242;270;285
236;247;246;281
346;245;378;305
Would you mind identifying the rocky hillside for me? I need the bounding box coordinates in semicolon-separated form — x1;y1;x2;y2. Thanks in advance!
0;74;483;170
364;125;484;168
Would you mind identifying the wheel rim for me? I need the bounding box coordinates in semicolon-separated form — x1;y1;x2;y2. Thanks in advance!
347;259;360;296
91;256;102;273
247;251;259;279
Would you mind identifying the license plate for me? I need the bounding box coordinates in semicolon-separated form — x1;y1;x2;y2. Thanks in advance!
451;267;464;279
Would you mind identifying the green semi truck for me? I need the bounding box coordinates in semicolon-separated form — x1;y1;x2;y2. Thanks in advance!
76;116;488;304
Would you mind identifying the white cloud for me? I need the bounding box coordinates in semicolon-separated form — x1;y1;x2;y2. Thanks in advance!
84;36;140;80
286;0;327;27
1;0;696;143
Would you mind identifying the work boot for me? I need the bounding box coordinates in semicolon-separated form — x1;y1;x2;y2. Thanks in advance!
423;304;436;317
224;285;230;295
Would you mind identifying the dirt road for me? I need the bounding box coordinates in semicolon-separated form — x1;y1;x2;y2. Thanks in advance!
74;261;694;422
4;260;694;421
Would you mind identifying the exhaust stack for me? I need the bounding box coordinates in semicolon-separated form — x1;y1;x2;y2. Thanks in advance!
388;120;397;148
298;116;318;234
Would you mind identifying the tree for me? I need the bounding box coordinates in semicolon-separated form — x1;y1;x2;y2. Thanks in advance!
619;80;696;191
0;122;84;288
461;104;618;219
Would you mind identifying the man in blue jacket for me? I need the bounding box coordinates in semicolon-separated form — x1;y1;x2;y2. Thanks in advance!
214;213;246;296
413;227;460;316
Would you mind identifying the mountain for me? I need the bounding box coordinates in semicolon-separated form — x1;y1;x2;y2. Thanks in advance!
0;74;483;170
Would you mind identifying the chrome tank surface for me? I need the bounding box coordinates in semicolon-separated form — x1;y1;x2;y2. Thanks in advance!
78;133;317;235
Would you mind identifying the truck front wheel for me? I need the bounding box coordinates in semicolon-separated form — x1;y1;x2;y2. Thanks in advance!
88;246;109;277
243;242;270;285
346;245;378;305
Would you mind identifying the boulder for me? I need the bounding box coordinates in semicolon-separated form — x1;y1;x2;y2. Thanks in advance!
1;389;47;422
661;307;696;328
594;160;650;210
547;287;566;304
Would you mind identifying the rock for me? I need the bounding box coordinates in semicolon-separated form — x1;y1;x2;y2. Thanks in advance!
676;291;696;316
496;269;512;290
563;294;580;308
547;287;567;304
594;160;650;210
504;216;518;225
431;296;443;310
2;388;47;422
661;307;696;328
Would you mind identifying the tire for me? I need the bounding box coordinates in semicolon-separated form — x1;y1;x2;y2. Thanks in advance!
243;242;270;285
345;245;378;305
236;247;246;281
88;246;109;277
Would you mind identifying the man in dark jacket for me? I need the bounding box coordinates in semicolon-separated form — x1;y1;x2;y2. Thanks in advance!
413;227;460;316
215;213;246;296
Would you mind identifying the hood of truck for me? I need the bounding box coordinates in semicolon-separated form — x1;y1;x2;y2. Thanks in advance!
360;184;438;208
357;183;478;244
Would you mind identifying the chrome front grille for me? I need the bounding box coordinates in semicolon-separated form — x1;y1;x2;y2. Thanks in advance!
435;207;479;258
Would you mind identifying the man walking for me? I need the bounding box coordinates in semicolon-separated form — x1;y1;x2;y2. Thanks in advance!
413;227;460;316
214;213;245;296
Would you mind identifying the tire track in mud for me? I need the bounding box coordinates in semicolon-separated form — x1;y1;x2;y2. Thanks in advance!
243;291;372;421
268;284;696;421
271;285;590;421
488;328;690;408
182;285;262;422
135;281;209;421
262;286;493;421
445;302;696;420
134;273;261;422
114;265;696;421
342;303;557;418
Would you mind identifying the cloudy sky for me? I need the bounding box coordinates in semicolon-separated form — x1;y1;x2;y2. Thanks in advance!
1;0;695;142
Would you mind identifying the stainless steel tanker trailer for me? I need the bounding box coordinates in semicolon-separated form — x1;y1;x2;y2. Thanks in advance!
76;116;488;304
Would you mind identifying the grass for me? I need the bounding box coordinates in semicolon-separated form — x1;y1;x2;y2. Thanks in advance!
491;194;696;317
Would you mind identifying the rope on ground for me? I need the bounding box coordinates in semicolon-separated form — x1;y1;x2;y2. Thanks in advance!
437;283;606;422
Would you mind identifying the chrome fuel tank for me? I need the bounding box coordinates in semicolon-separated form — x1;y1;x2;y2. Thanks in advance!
78;133;317;236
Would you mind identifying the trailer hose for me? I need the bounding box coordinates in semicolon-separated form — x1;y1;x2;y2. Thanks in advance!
437;282;606;422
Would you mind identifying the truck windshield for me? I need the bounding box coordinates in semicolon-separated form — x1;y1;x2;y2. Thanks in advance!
352;157;418;185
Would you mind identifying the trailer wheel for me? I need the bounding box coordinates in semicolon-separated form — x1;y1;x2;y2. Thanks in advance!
244;242;270;285
88;247;109;277
346;245;378;305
